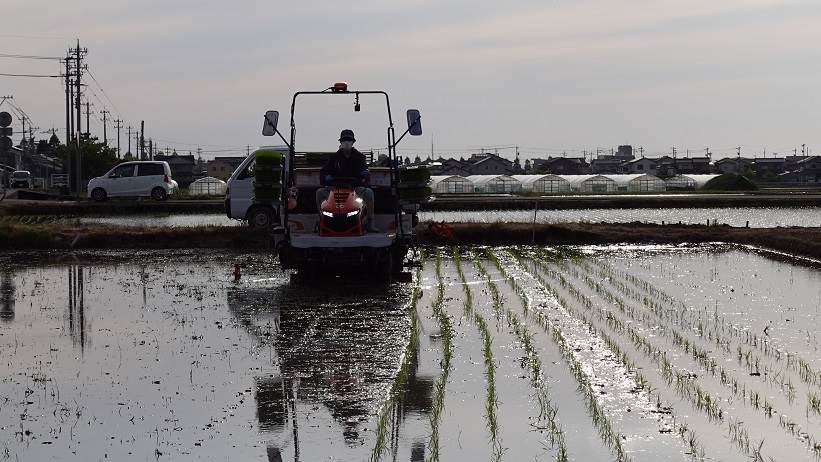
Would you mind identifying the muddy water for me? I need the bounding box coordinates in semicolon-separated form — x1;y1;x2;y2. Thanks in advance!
2;246;821;461
0;253;410;461
20;205;821;228
423;206;821;228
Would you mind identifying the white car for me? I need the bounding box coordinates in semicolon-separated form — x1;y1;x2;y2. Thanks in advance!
225;151;282;227
88;161;178;201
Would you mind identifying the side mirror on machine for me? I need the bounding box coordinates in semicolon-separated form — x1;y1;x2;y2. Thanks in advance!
262;110;279;136
406;109;422;136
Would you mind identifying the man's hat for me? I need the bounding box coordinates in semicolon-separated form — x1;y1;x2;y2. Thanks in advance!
339;129;356;142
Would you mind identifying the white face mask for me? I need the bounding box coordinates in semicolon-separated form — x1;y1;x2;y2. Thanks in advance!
340;141;354;151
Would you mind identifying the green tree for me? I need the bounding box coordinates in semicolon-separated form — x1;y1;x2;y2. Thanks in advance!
56;137;119;190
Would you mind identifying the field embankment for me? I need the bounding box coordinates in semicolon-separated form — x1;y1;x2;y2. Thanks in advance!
2;221;820;260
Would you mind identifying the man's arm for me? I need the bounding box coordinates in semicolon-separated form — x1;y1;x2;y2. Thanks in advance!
356;152;370;184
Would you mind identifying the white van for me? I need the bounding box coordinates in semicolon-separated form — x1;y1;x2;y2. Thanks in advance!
225;147;286;227
88;161;178;201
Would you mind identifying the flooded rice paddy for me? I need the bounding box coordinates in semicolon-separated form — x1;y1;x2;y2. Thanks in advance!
1;245;820;461
4;206;820;228
424;206;821;228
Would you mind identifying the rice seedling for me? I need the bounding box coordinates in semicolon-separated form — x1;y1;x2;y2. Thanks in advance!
370;264;424;462
464;248;568;459
585;258;821;392
501;249;631;462
449;248;503;460
426;248;454;462
531;249;821;459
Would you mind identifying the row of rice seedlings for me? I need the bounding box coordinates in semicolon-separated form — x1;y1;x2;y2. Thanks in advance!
501;249;630;461
511;249;713;459
537;251;821;459
586;258;821;391
427;248;454;462
564;260;821;452
370;263;424;462
450;248;502;461
518;249;746;459
465;248;567;460
582;261;817;419
576;258;805;403
567;263;782;405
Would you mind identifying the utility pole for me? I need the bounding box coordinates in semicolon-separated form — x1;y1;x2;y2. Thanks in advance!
639;146;644;158
68;76;74;143
736;146;741;158
70;40;86;196
100;110;109;146
246;145;250;156
113;119;122;158
64;57;71;147
140;120;145;160
126;125;132;156
84;100;92;139
149;138;153;160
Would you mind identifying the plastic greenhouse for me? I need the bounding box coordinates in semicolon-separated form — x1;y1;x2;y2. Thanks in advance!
431;175;474;194
512;174;571;193
665;174;720;190
466;175;522;193
188;176;227;196
605;174;666;192
558;175;617;193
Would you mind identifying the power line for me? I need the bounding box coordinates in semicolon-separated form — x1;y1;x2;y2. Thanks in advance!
84;67;122;119
0;53;62;60
0;72;62;78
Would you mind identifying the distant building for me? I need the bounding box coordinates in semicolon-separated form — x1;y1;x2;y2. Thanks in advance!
796;156;821;183
673;157;711;175
753;158;787;179
590;158;624;174
155;154;197;187
713;157;753;174
207;156;246;181
615;145;635;160
465;154;514;175
621;157;658;175
532;157;590;175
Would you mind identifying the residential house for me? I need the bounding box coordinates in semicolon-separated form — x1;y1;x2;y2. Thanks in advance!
672;157;711;174
713;157;753;175
533;157;590;175
465;153;515;175
796;156;821;183
621;157;658;175
753;158;787;179
207;156;246;181
590;158;624;174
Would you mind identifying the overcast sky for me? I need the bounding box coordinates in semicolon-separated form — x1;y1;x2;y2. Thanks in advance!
2;0;820;160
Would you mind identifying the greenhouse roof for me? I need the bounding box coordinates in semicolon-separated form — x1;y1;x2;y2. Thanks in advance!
511;174;568;185
466;175;520;185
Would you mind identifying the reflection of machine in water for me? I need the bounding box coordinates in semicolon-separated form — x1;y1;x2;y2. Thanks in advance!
227;281;434;460
0;268;15;322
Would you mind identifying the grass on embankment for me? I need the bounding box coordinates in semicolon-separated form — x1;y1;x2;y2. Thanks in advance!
2;221;821;261
417;222;821;261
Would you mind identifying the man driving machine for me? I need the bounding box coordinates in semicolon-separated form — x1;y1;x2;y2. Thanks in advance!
316;129;379;233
